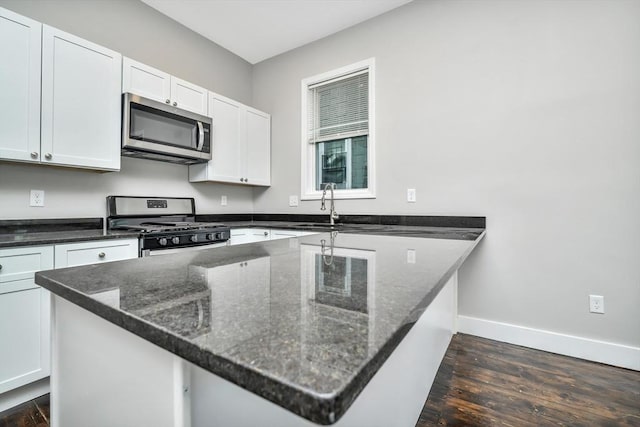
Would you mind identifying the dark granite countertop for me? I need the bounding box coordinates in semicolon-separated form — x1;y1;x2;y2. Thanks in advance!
35;228;485;424
0;214;484;248
0;218;140;248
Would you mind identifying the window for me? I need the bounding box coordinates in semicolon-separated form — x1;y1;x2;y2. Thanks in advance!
301;58;375;199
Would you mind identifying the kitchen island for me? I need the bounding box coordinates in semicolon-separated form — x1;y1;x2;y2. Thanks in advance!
35;226;484;426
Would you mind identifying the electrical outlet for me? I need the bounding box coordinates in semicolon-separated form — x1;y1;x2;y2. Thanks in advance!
30;190;45;207
289;195;299;207
407;249;416;264
221;195;227;206
589;295;604;314
407;188;416;203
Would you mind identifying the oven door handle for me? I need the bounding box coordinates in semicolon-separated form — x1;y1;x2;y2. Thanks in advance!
196;121;205;151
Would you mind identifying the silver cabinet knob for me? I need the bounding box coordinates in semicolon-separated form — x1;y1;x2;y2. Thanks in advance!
239;178;244;182
172;102;177;107
171;236;180;244
31;152;38;159
165;99;170;104
0;264;3;271
98;252;106;258
44;153;52;160
263;231;268;236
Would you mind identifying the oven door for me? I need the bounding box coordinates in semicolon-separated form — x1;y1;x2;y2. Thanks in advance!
122;93;212;162
141;242;228;257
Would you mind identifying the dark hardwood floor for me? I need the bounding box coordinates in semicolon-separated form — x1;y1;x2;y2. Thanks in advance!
417;334;640;426
0;394;48;427
1;334;638;426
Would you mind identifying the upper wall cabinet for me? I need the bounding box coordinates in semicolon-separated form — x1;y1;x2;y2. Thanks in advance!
122;57;208;116
41;26;122;171
0;8;41;163
189;92;271;186
0;7;122;172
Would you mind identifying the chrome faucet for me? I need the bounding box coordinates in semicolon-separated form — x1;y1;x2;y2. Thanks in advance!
320;183;340;225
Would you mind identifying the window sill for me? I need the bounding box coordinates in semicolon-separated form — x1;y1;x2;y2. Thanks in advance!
300;189;376;201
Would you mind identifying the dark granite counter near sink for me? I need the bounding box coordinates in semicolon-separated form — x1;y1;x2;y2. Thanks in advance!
35;221;485;425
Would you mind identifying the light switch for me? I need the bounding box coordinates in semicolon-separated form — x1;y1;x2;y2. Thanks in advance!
289;195;299;207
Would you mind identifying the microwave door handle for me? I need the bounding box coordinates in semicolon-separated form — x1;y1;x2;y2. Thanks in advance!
197;121;205;151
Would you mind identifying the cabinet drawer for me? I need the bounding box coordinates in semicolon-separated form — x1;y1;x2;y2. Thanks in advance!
0;246;54;293
55;239;138;268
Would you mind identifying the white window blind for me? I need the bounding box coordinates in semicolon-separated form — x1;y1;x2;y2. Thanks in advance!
307;69;369;143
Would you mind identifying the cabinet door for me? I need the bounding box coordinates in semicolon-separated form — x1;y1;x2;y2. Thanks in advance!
41;25;122;171
0;8;41;163
190;93;243;183
54;239;138;268
122;57;171;103
0;245;53;395
170;77;208;115
245;108;271;186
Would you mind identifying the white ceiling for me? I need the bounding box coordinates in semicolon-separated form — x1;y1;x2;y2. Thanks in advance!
140;0;413;64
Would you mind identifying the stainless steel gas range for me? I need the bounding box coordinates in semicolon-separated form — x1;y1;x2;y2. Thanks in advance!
106;196;230;257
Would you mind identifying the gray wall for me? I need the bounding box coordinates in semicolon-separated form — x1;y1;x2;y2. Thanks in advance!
0;0;254;218
252;0;640;347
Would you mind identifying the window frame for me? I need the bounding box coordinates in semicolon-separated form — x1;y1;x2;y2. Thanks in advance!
300;58;376;200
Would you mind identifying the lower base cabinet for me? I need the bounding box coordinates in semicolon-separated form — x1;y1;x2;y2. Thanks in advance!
229;228;316;246
0;245;53;401
0;238;138;411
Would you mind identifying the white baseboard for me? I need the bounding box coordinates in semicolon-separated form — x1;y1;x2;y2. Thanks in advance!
457;315;640;371
0;378;49;412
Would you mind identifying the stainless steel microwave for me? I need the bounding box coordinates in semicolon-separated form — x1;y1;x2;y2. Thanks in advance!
121;93;212;165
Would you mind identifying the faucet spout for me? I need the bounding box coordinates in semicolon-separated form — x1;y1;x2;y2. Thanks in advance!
320;183;339;225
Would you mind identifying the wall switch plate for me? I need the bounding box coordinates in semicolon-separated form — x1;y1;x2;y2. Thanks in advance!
221;195;227;206
407;188;416;203
589;295;604;314
30;189;45;207
289;195;299;207
407;249;416;264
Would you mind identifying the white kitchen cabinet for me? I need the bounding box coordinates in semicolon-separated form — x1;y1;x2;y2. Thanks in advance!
54;239;139;268
122;57;170;104
245;108;271;185
0;7;41;163
269;229;317;240
122;57;208;115
0;239;138;406
0;246;53;396
229;228;316;245
41;25;122;171
228;228;271;246
189;92;271;186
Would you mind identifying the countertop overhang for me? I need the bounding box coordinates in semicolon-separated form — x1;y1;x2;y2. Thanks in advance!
34;222;485;425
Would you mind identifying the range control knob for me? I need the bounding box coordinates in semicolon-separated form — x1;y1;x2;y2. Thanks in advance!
158;237;168;246
171;237;180;245
190;235;198;243
206;233;215;241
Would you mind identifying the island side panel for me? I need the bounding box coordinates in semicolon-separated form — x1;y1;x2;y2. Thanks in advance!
50;296;190;427
190;273;457;427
